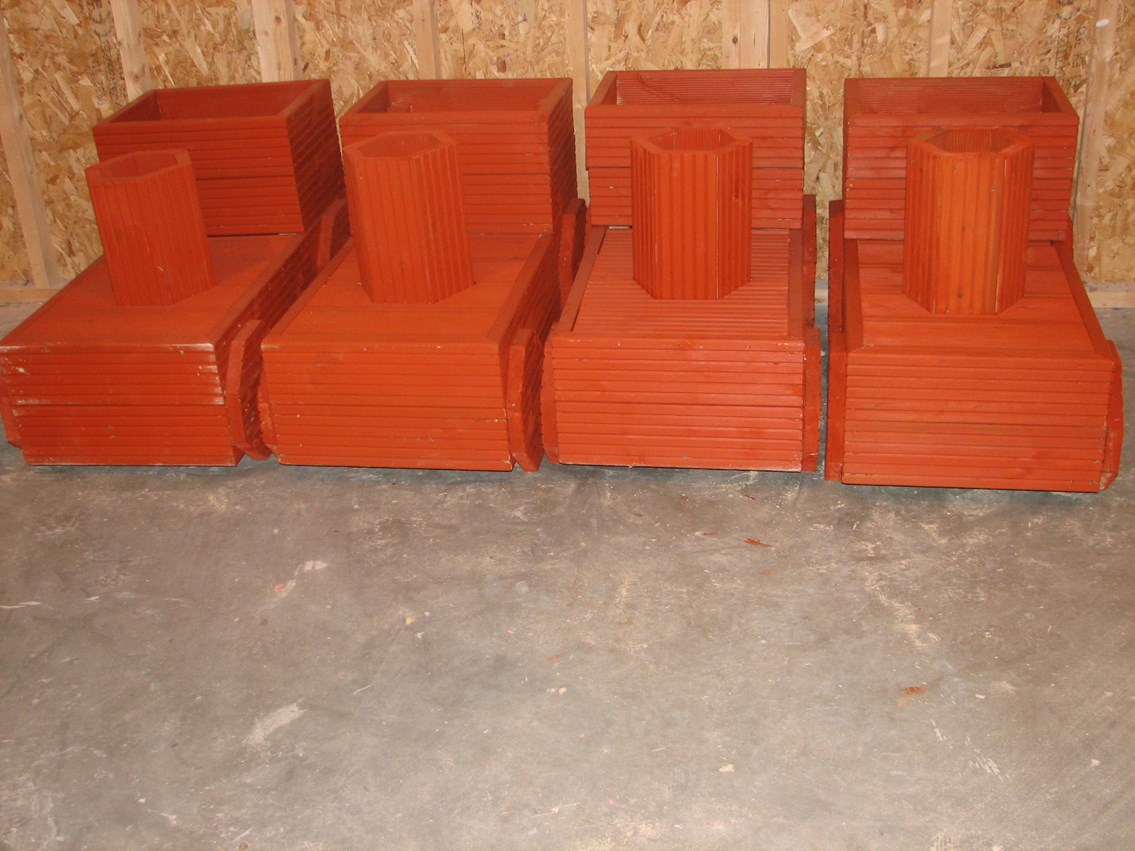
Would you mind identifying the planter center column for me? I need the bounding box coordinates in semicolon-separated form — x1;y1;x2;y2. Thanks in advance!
344;131;474;304
903;127;1034;315
631;128;753;300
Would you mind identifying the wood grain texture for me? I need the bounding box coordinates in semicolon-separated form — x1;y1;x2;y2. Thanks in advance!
1073;0;1117;269
0;11;60;288
109;0;153;99
252;0;303;82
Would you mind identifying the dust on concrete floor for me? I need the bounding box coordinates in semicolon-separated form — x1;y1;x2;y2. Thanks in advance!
0;305;1132;850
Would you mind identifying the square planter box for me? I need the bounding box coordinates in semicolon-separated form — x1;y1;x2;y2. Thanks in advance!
843;76;1078;243
0;203;348;466
825;202;1123;492
585;69;806;229
93;81;344;236
258;231;567;472
339;78;577;236
542;208;821;472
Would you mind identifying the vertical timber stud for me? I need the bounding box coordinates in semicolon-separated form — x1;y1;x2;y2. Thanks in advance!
567;0;590;199
109;0;152;99
926;0;952;76
0;11;61;289
769;0;791;67
723;0;770;69
412;0;442;79
1074;0;1117;271
251;0;302;82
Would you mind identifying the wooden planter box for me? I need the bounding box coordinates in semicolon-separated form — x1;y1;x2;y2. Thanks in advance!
339;78;577;236
825;203;1123;491
0;204;348;466
93;81;344;236
843;77;1078;243
258;231;570;471
585;69;806;230
542;213;821;471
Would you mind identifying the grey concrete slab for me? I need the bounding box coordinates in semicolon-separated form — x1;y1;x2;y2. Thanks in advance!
0;308;1132;850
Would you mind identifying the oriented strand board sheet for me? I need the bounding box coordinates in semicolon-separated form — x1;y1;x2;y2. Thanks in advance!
588;0;722;80
437;0;570;79
293;0;417;112
782;0;928;283
138;0;260;88
0;145;27;281
0;0;127;280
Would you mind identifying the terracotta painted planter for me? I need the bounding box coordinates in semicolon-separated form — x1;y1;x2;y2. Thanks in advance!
344;132;474;304
257;225;575;472
631;128;752;301
585;69;805;229
339;78;577;236
903;128;1034;315
0;202;348;466
542;214;821;472
93;81;344;237
843;77;1077;243
825;204;1123;492
86;150;217;306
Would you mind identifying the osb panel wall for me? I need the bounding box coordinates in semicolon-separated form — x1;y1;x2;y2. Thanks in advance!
785;0;928;279
437;0;569;80
1;0;125;280
139;0;259;88
0;138;27;280
293;0;417;112
589;0;721;79
1095;0;1133;281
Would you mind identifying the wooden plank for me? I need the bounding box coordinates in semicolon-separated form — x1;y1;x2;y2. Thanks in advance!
108;0;152;100
566;0;590;200
1073;0;1117;268
412;0;442;79
251;0;302;83
722;0;770;69
769;0;790;67
0;12;61;290
925;0;952;77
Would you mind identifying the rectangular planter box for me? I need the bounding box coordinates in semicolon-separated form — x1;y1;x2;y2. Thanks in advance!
258;226;572;471
585;69;806;229
0;203;348;466
339;78;577;236
542;203;821;471
825;208;1123;491
843;76;1078;243
93;81;344;237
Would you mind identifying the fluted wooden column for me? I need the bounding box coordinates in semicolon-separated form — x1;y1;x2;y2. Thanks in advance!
904;127;1034;315
343;131;474;304
86;150;216;306
631;128;752;300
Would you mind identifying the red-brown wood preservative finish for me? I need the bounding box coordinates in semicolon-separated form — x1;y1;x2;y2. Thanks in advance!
93;81;344;237
339;78;577;237
586;69;806;230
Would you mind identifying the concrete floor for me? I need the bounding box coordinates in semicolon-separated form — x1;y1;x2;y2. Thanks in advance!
0;304;1132;850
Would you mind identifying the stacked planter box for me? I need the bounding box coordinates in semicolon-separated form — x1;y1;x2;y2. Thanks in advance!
827;77;1124;491
94;80;344;236
340;78;577;238
841;77;1078;244
543;70;821;471
258;82;587;471
0;82;348;465
586;69;806;231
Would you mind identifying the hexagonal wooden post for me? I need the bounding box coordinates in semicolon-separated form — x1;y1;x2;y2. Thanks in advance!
631;128;752;300
86;150;217;307
344;131;474;304
903;127;1034;315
